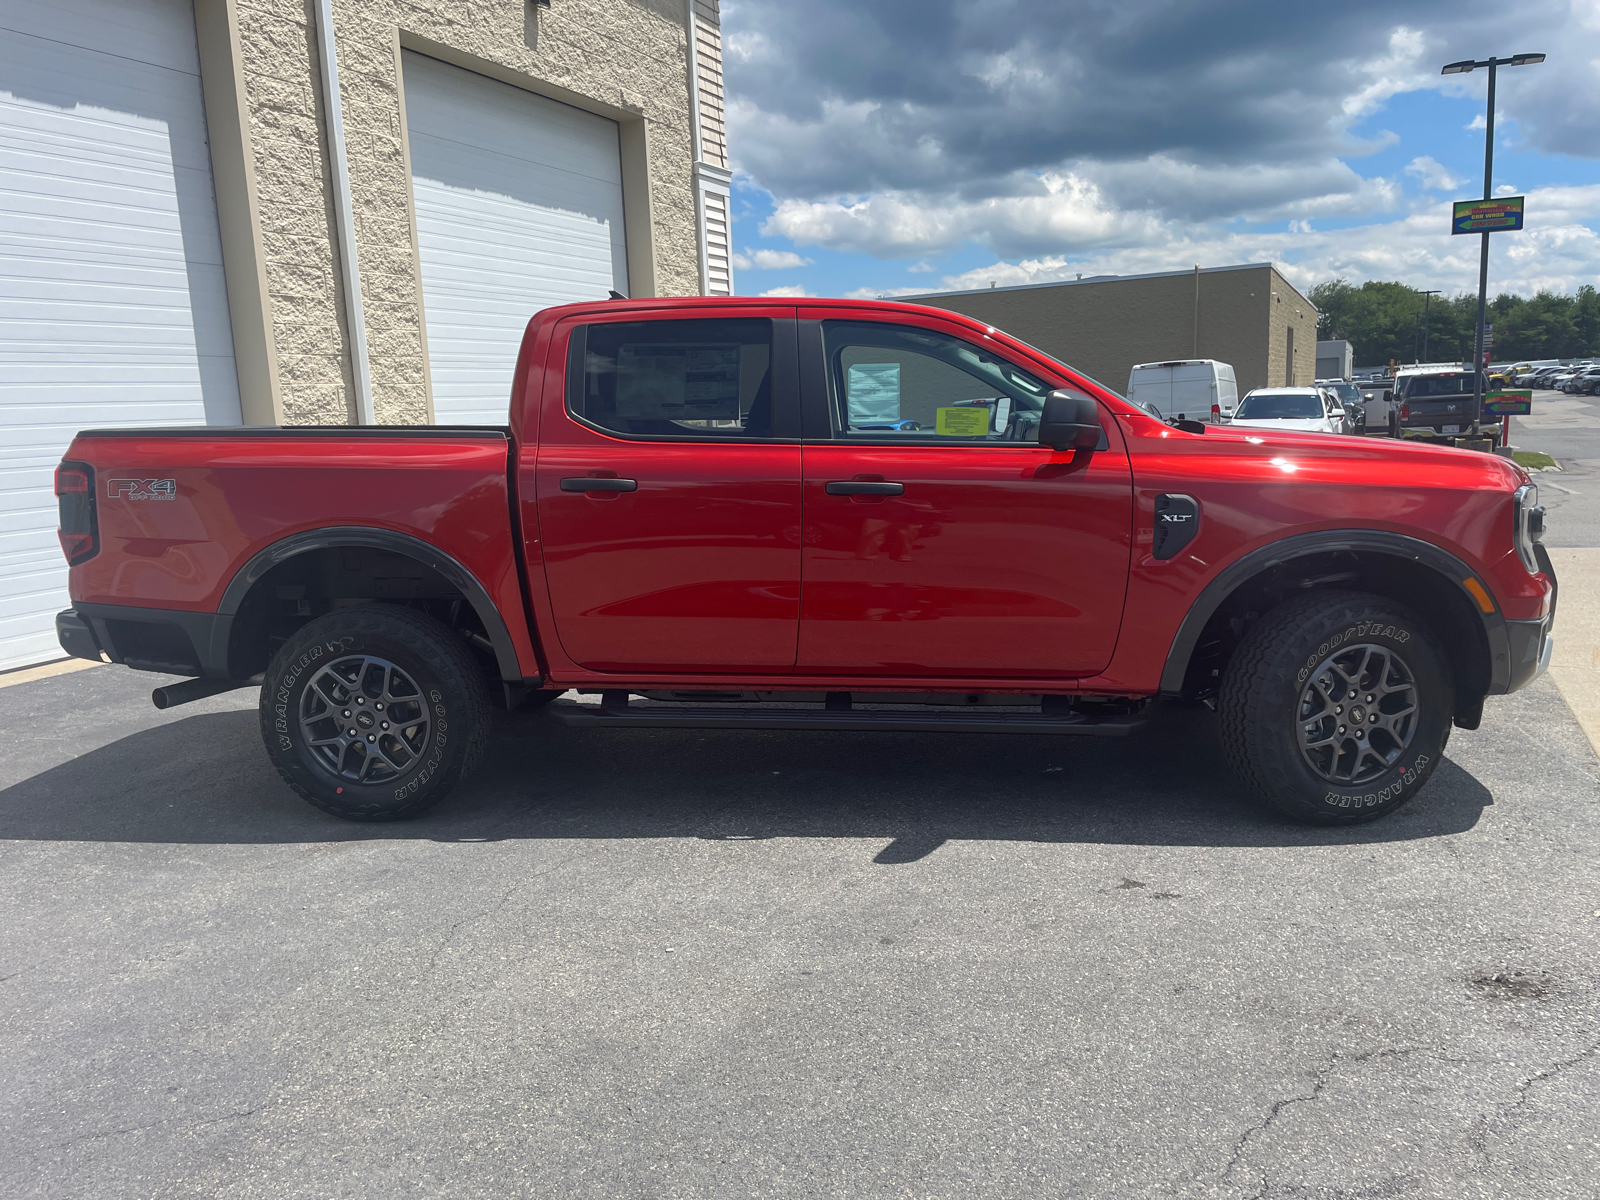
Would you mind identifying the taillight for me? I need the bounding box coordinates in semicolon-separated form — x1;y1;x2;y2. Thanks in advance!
1400;403;1410;421
55;460;98;565
1211;403;1221;421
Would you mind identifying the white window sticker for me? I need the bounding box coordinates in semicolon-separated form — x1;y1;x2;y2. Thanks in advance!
615;343;742;421
847;363;901;425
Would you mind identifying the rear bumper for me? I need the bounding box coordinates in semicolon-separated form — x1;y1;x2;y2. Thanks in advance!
57;603;233;678
56;609;104;664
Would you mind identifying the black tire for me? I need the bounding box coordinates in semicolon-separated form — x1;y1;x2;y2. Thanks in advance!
259;604;491;821
1218;591;1453;824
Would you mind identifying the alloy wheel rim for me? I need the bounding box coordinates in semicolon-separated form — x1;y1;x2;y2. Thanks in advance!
299;654;431;783
1297;643;1419;785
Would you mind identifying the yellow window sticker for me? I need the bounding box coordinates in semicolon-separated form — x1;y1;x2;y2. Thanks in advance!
935;407;990;436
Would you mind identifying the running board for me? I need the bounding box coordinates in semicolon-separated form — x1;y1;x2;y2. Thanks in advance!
548;699;1146;736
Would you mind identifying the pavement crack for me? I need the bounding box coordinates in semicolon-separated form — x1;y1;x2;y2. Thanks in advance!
1471;1034;1599;1169
54;1107;257;1149
1221;1054;1336;1198
1219;1047;1466;1198
1508;1034;1599;1111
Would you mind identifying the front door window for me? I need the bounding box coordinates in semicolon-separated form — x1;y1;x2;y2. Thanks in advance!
824;320;1054;442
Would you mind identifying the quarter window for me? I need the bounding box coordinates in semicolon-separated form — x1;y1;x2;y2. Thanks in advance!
571;319;774;438
822;320;1056;442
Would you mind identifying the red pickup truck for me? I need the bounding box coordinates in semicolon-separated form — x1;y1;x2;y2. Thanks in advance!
53;298;1555;825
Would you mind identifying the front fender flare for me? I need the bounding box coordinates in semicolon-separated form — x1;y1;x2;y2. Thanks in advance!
1158;530;1509;697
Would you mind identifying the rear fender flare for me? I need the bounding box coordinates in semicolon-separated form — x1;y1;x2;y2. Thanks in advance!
218;527;522;683
1158;530;1509;697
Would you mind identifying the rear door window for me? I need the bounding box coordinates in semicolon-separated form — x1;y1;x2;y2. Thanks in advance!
569;319;779;438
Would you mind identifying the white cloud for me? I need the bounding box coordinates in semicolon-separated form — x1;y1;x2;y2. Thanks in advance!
1405;156;1465;191
1340;26;1431;118
758;284;812;297
915;184;1600;301
760;158;1402;260
731;248;813;270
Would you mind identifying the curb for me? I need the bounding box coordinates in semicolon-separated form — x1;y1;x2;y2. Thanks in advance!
1545;548;1600;761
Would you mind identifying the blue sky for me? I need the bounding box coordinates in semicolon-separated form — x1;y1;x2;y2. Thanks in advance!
720;4;1600;302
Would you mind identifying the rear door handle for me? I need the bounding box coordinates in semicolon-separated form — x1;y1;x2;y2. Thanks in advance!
560;477;637;493
825;481;904;496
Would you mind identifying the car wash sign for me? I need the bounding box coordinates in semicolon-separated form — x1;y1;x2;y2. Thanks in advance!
1453;197;1524;234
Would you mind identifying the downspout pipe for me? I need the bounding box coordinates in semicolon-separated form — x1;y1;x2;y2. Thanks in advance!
314;0;375;425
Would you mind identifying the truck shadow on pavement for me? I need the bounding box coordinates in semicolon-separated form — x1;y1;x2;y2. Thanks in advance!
0;699;1494;853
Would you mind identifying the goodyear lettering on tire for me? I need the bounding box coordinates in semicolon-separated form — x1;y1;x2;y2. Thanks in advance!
1297;622;1412;684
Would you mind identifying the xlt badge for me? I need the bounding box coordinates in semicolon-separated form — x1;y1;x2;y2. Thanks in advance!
1153;494;1201;560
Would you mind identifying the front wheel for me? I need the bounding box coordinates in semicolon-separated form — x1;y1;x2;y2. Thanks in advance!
1218;591;1453;824
259;604;491;820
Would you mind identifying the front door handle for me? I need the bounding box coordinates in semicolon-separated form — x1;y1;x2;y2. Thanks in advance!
560;477;638;493
825;480;904;496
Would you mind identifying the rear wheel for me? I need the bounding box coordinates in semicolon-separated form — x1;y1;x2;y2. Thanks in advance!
260;604;490;820
1218;591;1453;824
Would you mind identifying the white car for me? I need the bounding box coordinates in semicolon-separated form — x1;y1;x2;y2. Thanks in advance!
1228;387;1353;435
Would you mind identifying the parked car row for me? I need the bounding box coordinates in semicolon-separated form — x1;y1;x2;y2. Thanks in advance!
1217;381;1403;438
1522;363;1600;393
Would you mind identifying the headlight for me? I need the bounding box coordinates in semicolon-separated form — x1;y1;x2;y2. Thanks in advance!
1512;484;1545;573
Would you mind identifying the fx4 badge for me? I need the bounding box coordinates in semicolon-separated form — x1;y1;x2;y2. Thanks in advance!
107;478;177;501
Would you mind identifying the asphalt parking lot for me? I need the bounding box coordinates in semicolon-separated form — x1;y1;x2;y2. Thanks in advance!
3;660;1597;1198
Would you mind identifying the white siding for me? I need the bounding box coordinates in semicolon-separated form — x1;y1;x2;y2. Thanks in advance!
0;0;240;672
702;186;731;297
403;52;629;426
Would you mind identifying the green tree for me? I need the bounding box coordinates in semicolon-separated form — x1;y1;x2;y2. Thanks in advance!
1305;279;1596;367
1575;285;1600;356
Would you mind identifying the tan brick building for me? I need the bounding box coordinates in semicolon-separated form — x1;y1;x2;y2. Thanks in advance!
0;0;731;669
907;264;1318;398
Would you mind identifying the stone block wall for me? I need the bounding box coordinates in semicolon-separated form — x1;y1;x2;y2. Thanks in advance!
229;0;702;424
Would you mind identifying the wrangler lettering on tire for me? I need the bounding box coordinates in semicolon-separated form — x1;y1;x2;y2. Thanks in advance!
258;604;490;821
1218;591;1452;824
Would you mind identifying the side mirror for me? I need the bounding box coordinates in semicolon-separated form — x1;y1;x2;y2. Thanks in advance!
1038;390;1103;451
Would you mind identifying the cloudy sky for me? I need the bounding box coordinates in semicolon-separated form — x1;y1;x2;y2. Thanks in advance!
720;0;1600;301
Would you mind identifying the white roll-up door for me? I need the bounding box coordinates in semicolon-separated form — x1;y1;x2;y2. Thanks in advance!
0;0;240;671
403;52;629;426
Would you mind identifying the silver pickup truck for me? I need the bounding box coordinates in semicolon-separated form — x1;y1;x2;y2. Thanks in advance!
1323;378;1399;437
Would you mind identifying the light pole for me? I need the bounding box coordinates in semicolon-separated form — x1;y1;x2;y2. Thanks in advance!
1441;52;1544;430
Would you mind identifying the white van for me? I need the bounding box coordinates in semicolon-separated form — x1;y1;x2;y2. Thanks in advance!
1126;359;1239;422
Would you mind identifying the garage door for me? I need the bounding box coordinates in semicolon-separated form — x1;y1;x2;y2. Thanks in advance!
0;0;240;672
403;52;629;426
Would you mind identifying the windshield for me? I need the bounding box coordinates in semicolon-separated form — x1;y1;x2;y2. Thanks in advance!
1397;372;1480;398
1235;392;1322;419
1326;383;1360;405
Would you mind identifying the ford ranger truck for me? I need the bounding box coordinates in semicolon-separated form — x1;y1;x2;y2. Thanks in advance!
52;298;1556;825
